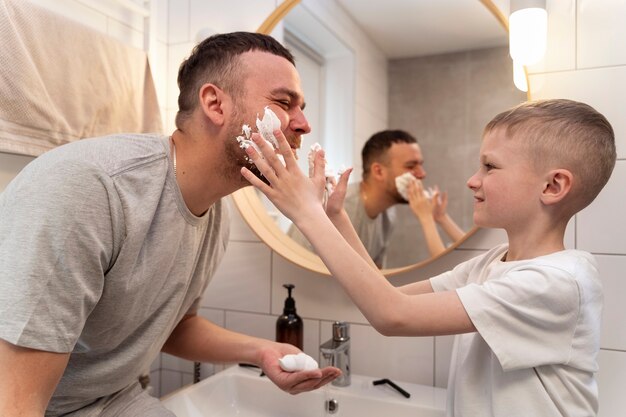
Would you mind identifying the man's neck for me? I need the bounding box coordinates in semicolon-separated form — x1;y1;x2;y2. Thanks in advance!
171;129;245;216
360;181;395;219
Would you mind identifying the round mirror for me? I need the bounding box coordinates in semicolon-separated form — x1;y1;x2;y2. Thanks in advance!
233;0;527;276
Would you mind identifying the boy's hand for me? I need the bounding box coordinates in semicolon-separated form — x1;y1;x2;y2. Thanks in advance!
325;168;352;220
407;179;434;221
431;187;451;223
240;130;326;224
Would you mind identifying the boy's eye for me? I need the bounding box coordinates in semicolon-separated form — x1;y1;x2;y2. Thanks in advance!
483;163;495;171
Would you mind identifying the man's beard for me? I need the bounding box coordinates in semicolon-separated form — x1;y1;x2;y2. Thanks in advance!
223;110;301;187
223;115;271;185
388;181;408;204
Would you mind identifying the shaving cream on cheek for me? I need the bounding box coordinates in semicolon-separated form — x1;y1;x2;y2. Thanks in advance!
236;107;283;166
395;172;433;201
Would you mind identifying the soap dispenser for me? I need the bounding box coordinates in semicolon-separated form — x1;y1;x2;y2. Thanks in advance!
276;284;303;350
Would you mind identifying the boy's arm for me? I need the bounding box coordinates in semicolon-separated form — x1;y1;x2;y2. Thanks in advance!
242;132;475;337
398;278;435;295
0;339;69;416
296;211;475;336
432;191;465;242
324;175;379;270
407;180;446;256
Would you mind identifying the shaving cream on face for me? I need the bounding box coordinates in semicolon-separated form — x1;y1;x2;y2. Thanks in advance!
278;352;319;372
236;107;283;166
395;172;433;201
256;106;282;149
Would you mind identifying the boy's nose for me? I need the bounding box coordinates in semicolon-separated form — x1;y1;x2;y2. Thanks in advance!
466;172;480;190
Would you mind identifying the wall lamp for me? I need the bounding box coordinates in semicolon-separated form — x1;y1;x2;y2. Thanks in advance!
509;0;547;91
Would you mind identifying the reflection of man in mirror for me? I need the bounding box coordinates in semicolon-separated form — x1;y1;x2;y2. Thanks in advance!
288;129;463;268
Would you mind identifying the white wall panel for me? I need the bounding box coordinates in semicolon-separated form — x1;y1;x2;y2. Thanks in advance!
578;0;626;69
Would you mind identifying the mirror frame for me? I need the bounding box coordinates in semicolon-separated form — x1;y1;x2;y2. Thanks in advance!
233;0;527;277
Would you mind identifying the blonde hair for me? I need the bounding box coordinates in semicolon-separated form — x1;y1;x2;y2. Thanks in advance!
484;99;616;213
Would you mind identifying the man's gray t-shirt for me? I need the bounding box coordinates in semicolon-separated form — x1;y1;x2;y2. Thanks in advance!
0;134;229;415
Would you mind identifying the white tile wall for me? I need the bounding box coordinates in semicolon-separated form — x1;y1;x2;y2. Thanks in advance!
596;255;626;351
577;162;626;254
577;0;626;69
434;336;455;388
598;349;626;417
201;241;272;313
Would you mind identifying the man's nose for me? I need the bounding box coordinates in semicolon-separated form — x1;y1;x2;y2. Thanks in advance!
413;165;426;179
291;108;311;134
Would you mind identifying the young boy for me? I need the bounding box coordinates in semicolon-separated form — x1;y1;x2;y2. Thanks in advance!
241;99;616;417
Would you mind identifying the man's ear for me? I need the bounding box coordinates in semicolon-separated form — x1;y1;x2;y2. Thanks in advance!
369;162;386;181
541;169;573;205
198;83;229;126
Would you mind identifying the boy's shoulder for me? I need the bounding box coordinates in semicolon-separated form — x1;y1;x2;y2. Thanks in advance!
466;245;598;282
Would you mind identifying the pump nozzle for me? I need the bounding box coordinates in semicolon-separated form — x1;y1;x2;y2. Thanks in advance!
282;284;296;314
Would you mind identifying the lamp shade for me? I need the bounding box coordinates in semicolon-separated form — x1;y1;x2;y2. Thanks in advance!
513;60;528;92
509;0;547;65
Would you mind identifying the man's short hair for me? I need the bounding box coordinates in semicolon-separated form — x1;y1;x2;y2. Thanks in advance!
361;130;418;179
175;32;295;129
485;99;616;213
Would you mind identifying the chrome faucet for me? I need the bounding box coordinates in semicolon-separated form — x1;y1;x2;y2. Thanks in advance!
320;321;351;387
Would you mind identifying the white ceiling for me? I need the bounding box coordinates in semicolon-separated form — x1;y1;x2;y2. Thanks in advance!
335;0;510;59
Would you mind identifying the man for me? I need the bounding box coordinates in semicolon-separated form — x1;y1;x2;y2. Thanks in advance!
289;130;463;268
0;32;339;417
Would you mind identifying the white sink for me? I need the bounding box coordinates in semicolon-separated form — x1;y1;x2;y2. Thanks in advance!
161;365;446;417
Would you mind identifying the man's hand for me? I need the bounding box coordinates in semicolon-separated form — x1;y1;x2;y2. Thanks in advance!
257;343;341;395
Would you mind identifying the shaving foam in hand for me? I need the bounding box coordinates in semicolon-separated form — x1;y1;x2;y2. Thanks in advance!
278;352;319;372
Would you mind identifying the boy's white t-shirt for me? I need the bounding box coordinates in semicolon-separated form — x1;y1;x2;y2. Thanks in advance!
430;244;602;417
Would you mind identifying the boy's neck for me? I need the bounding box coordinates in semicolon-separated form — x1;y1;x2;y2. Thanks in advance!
504;221;567;261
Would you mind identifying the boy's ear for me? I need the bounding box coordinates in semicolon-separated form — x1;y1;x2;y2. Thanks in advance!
541;169;573;205
198;83;229;126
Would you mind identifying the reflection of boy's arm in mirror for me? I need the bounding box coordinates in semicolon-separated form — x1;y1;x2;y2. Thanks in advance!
431;188;465;242
406;180;446;256
287;167;379;270
324;170;379;271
